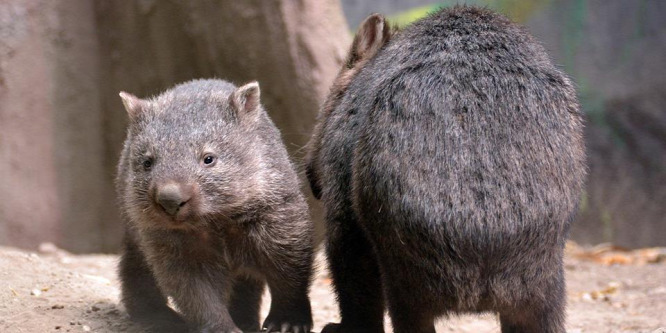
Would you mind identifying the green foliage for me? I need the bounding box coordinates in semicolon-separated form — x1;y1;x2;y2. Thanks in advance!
387;4;444;28
482;0;550;23
601;209;614;243
579;190;589;213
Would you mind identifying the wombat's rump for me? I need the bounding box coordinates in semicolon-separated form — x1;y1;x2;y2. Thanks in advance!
116;79;313;333
306;7;585;333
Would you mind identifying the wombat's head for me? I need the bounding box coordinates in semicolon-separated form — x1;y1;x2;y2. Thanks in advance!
119;80;268;230
324;13;393;117
305;14;393;199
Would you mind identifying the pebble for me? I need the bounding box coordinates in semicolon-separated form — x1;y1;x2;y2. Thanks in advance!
39;242;59;254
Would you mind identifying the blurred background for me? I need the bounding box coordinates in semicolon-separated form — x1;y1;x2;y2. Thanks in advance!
0;0;664;253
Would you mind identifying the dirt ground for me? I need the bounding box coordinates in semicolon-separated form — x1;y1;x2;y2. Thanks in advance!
0;243;664;333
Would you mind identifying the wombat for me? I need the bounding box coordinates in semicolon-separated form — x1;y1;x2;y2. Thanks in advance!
116;79;313;333
306;7;586;333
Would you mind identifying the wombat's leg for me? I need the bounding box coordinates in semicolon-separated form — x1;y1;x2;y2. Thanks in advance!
229;276;264;332
263;280;312;333
261;247;313;333
379;264;436;333
321;212;385;333
499;267;566;333
384;289;436;333
119;233;188;332
499;302;565;333
151;262;241;333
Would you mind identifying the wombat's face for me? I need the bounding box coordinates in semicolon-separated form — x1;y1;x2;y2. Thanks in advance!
304;14;392;199
119;81;265;230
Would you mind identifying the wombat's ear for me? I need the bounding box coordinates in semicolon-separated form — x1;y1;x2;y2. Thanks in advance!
119;92;148;121
348;13;391;67
229;81;261;119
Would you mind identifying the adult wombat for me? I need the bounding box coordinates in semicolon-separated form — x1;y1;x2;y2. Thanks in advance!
306;7;585;333
116;79;313;333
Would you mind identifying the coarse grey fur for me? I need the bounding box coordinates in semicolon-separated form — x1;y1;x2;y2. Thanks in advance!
306;7;586;333
116;79;313;333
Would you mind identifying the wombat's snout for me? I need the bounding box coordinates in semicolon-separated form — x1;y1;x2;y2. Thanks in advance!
155;183;193;216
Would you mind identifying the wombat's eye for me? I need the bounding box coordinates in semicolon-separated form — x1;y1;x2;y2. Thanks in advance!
142;159;153;171
202;154;217;167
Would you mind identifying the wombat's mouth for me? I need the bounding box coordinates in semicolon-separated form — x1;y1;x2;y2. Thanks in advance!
144;201;201;229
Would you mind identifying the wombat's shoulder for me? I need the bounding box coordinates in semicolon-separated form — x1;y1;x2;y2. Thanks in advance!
404;6;521;37
382;6;538;62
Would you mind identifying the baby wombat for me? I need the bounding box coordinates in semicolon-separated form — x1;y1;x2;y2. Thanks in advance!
116;79;313;333
306;7;585;333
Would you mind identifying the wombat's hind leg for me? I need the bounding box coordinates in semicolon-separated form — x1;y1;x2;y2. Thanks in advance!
499;303;565;333
382;278;436;333
321;214;385;333
499;268;566;333
119;234;188;332
229;276;264;332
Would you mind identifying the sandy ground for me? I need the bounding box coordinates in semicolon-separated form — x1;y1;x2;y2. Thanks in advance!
0;243;664;333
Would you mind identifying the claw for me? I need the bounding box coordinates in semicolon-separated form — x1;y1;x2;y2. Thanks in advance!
281;322;291;333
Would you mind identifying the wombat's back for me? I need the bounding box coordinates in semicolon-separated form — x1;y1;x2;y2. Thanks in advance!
351;6;585;286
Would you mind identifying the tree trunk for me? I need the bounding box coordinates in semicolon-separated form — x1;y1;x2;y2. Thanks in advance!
1;0;106;253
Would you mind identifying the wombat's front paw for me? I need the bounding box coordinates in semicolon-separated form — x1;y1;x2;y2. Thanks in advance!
262;312;312;333
321;323;384;333
131;308;190;333
195;324;242;333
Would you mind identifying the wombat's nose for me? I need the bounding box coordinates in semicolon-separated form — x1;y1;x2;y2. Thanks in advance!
156;183;192;216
